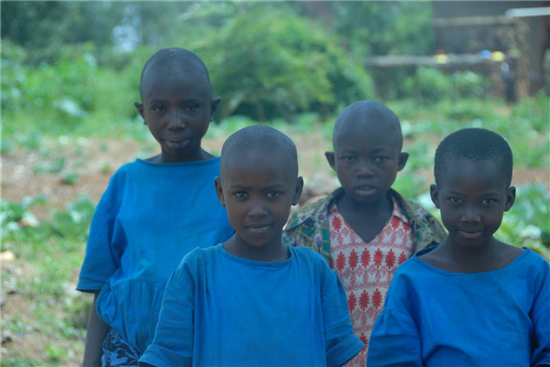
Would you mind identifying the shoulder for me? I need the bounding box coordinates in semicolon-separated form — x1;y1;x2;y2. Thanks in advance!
390;190;431;221
176;245;220;274
292;246;329;267
286;196;331;230
287;189;344;231
390;190;447;242
290;246;336;282
106;160;146;186
520;249;550;277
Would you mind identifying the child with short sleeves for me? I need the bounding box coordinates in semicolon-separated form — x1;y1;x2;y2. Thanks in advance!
284;101;446;366
367;128;550;366
139;126;364;367
77;48;233;367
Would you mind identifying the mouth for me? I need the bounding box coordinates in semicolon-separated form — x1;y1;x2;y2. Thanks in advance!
245;224;272;234
164;138;191;149
354;185;377;196
458;230;484;240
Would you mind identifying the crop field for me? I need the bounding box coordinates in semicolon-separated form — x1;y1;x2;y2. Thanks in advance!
2;94;549;366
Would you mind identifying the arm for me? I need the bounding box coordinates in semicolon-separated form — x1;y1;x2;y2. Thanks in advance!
322;271;365;367
366;308;423;367
82;291;110;367
139;262;195;367
532;262;550;367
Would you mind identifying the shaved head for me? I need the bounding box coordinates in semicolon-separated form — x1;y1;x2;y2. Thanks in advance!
220;125;299;179
139;48;212;100
333;100;403;151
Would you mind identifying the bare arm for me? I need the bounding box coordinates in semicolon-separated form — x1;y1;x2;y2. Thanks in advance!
82;291;110;367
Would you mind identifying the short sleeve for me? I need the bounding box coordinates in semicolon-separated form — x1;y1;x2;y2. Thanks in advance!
76;175;125;292
367;308;423;367
531;260;550;366
322;270;365;367
139;259;195;367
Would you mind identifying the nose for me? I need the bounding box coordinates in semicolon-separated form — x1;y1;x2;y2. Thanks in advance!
461;204;481;223
248;199;268;218
167;109;187;130
356;160;374;178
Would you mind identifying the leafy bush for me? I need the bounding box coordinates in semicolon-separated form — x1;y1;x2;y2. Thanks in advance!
404;67;451;104
451;71;489;99
183;3;373;121
512;91;550;133
2;42;98;131
497;184;550;257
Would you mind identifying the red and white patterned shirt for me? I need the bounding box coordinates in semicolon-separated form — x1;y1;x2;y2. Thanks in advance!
328;199;414;367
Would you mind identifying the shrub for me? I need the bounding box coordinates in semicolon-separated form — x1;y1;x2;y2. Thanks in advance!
405;67;451;104
451;71;489;99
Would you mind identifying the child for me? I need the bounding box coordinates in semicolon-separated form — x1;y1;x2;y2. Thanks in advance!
139;125;365;367
367;128;550;366
283;100;446;366
77;48;234;367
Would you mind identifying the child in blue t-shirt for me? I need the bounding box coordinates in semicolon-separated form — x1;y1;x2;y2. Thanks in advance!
367;128;550;367
139;126;365;367
77;48;234;367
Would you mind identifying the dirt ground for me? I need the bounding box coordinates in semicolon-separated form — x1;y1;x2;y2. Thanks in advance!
1;136;549;365
2;137;547;219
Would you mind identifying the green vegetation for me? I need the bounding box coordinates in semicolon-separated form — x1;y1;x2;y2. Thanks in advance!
1;2;548;365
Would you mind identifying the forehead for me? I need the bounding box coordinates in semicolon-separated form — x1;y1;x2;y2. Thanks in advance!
141;68;210;102
335;118;401;152
222;149;295;185
439;158;508;192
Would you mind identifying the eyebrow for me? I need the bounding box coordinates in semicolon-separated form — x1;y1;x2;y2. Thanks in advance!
148;98;202;104
446;189;501;197
228;183;287;190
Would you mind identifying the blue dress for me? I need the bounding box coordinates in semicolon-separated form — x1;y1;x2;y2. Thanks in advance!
139;244;365;367
77;158;234;354
367;246;550;367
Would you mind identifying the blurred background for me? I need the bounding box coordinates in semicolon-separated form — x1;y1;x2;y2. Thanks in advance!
1;1;549;365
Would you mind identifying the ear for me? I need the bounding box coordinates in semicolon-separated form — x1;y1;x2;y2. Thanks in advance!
214;177;226;207
292;177;304;206
504;186;516;212
430;184;441;209
397;152;409;171
325;152;336;171
210;97;222;120
134;101;145;124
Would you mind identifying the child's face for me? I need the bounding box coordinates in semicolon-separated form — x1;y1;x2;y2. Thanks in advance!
326;120;408;205
215;152;303;249
430;158;515;249
135;71;220;162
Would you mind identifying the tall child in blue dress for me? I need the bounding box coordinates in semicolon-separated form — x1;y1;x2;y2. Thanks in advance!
367;128;550;367
139;125;365;367
77;48;234;367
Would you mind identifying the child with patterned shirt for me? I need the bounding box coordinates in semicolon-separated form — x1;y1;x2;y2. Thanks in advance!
284;101;446;367
139;126;364;367
77;48;233;367
367;128;549;366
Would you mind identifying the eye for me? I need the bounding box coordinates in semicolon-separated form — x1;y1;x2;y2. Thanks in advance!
184;104;199;112
482;198;497;205
342;156;356;163
266;191;282;199
448;197;462;204
374;156;389;163
152;105;165;113
233;191;248;199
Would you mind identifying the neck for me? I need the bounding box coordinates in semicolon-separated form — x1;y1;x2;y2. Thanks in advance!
338;190;392;217
159;147;212;163
224;234;289;262
440;236;499;264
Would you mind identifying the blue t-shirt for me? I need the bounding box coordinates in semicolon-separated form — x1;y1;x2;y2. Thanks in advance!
77;158;234;353
367;246;550;367
139;244;365;367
